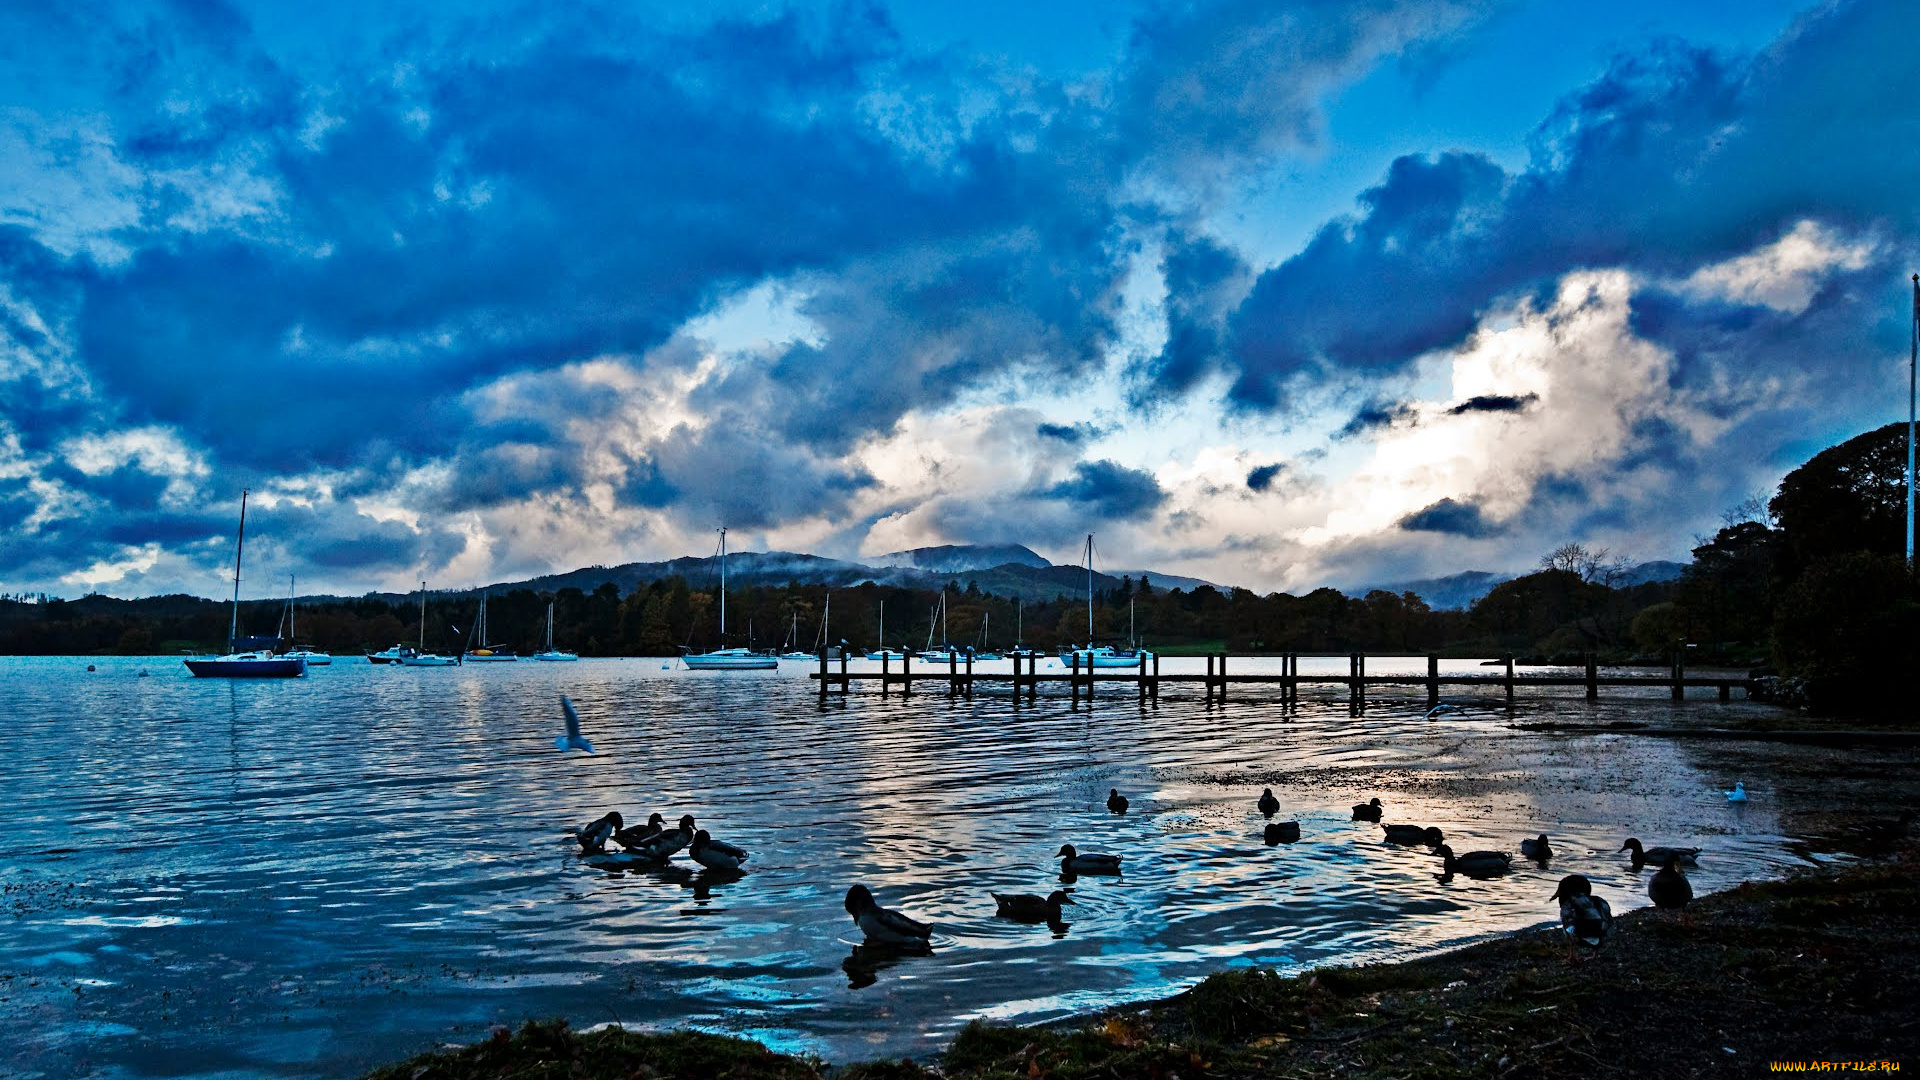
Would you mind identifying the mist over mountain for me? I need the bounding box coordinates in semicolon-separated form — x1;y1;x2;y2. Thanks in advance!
868;544;1050;573
1367;561;1688;611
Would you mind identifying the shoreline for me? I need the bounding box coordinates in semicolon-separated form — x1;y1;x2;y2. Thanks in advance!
362;845;1918;1079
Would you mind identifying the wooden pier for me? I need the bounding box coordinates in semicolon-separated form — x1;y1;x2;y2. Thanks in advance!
809;651;1754;705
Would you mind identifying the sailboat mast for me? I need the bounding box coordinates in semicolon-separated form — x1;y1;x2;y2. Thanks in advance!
1085;533;1094;641
419;582;427;650
718;527;728;639
228;490;248;647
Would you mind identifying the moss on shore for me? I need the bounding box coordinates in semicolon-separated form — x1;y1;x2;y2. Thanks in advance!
365;851;1918;1080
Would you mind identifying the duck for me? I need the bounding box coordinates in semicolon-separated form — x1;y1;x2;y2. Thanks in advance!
844;884;933;946
613;812;666;849
1725;782;1748;803
1107;788;1129;814
1434;844;1512;877
1520;834;1553;861
1351;797;1383;822
992;889;1075;923
624;814;697;861
1549;874;1612;961
1620;838;1701;867
1264;821;1301;845
1648;853;1694;912
1256;788;1280;818
690;829;749;872
1383;824;1445;846
574;811;622;854
1057;844;1123;875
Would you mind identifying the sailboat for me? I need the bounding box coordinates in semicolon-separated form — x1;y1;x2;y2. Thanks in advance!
919;593;967;662
400;582;459;666
973;610;1001;661
779;593;831;660
682;528;777;670
464;589;518;661
532;601;578;661
1006;597;1040;659
184;491;307;678
865;599;907;660
1059;534;1144;669
281;574;333;666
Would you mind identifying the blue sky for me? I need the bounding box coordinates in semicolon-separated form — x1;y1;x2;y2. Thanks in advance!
3;0;1915;600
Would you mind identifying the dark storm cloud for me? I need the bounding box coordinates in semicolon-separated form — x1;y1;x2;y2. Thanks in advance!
1044;459;1166;520
1245;463;1284;491
1398;497;1496;537
1209;0;1920;412
1446;393;1538;416
1335;399;1417;440
1038;422;1105;444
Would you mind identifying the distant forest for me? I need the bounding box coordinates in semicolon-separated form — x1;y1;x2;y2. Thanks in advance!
4;424;1914;710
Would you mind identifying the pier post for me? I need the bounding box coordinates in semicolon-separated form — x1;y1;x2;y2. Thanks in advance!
882;653;890;697
1151;652;1160;702
839;649;849;695
1071;652;1081;703
903;652;912;697
1219;653;1227;703
1137;651;1147;702
1352;653;1365;709
949;652;958;697
1426;654;1439;709
1504;656;1515;704
818;648;828;700
1672;651;1685;702
1585;653;1598;700
964;652;974;698
1286;653;1296;705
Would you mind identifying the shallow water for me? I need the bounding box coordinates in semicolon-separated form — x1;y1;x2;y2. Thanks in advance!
0;655;1836;1078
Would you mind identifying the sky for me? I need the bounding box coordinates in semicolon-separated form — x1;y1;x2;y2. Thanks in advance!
4;0;1918;601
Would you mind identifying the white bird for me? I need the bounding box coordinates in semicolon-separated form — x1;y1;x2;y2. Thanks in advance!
1725;782;1748;802
554;696;595;753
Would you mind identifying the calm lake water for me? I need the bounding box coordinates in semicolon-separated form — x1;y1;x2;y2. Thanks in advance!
1;655;1828;1078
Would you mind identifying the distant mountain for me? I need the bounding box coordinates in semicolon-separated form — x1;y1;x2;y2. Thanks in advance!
1373;560;1688;610
1617;560;1686;586
868;544;1050;573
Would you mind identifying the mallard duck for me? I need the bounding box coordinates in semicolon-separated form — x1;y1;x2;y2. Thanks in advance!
1264;821;1300;845
625;814;696;861
1057;844;1123;875
1351;797;1383;822
1383;824;1444;846
1107;788;1129;814
1434;844;1512;877
574;811;621;854
1520;834;1553;861
1549;874;1612;960
992;889;1075;923
614;812;665;849
1648;854;1693;912
844;884;933;946
690;829;749;871
1257;788;1280;818
1620;838;1701;867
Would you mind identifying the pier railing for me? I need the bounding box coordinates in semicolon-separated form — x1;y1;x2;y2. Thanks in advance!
807;651;1753;705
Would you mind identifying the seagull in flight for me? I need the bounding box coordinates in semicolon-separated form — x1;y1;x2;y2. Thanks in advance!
555;696;596;753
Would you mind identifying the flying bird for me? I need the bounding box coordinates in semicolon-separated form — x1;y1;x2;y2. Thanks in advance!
555;696;595;753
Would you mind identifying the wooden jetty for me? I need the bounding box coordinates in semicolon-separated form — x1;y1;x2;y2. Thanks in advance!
808;651;1754;706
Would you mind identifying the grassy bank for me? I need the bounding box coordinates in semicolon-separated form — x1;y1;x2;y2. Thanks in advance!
364;848;1916;1080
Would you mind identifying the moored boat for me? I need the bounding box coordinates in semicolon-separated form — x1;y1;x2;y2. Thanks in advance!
185;491;306;679
682;528;777;670
531;601;578;661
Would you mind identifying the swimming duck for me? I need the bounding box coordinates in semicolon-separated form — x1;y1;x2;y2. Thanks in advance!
1648;854;1693;912
1257;788;1280;818
1383;824;1445;846
574;811;621;854
625;814;697;861
1549;874;1612;961
1725;782;1748;803
1107;789;1129;814
1434;844;1512;877
1520;834;1553;861
1351;797;1383;822
1620;838;1701;867
613;812;666;849
1264;821;1300;845
1057;844;1123;875
844;884;933;946
992;889;1075;923
690;829;749;872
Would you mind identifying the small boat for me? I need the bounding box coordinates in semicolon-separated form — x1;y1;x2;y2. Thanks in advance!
532;601;578;662
1005;600;1041;659
463;590;518;661
399;582;459;666
1059;540;1148;668
865;599;908;660
683;529;777;670
366;644;413;664
280;574;332;666
184;491;306;679
917;595;966;662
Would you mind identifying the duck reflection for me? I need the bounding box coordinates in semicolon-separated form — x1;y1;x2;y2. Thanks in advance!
843;940;934;989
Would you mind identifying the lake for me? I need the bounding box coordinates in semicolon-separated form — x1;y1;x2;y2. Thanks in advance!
0;654;1828;1078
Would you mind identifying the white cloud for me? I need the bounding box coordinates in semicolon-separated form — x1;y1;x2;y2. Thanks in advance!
1675;219;1875;314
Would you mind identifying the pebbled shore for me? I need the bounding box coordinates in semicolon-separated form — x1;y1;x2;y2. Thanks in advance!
362;841;1918;1080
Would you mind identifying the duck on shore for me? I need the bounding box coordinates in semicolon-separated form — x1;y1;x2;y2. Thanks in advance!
1648;853;1694;917
1549;874;1612;961
844;884;933;947
1621;838;1701;868
992;890;1075;923
1352;797;1383;822
1057;844;1123;875
1435;843;1512;877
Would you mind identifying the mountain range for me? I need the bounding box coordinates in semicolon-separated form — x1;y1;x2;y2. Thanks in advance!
1367;560;1688;610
